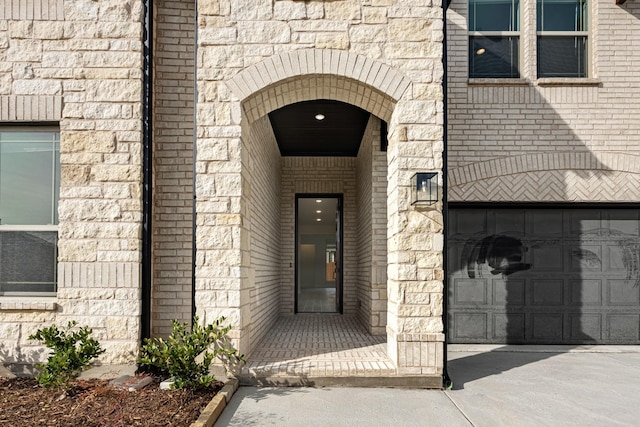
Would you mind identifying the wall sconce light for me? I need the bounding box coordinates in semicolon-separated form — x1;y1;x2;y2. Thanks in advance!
411;172;438;206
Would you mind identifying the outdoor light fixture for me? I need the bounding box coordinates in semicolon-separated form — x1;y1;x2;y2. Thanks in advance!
411;172;438;206
315;113;325;121
476;48;486;55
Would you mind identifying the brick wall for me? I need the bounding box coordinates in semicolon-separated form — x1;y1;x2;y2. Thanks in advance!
152;0;195;337
245;115;282;349
356;119;374;327
281;157;358;315
356;115;388;335
447;0;640;202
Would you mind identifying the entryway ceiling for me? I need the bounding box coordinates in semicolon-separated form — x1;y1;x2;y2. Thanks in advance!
268;100;370;156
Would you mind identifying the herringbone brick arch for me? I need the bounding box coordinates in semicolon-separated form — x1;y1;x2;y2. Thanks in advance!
449;152;640;202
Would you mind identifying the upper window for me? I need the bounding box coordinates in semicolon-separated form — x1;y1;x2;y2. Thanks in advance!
0;128;60;295
469;0;521;78
537;0;588;78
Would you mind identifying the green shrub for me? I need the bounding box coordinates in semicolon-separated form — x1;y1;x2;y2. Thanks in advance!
28;321;105;389
138;315;244;389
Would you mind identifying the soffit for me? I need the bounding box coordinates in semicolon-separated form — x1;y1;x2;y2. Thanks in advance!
268;100;370;157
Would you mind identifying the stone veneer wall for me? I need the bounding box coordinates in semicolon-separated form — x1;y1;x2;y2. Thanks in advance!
280;157;358;315
152;0;195;337
0;0;446;374
447;0;640;202
0;0;144;364
245;115;281;350
195;0;445;374
356;115;388;335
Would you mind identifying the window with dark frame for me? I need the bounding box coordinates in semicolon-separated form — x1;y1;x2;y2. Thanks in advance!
469;0;521;78
0;128;60;295
537;0;588;78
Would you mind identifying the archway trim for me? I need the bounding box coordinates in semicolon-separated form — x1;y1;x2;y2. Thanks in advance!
227;49;411;104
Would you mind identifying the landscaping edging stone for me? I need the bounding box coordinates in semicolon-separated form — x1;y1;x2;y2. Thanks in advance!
190;378;239;427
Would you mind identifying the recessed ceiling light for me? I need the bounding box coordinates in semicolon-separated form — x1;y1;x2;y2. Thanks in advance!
316;218;322;222
476;48;486;55
316;210;322;214
315;199;322;203
315;113;325;121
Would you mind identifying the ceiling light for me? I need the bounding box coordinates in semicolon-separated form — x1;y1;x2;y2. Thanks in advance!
316;210;322;214
315;199;322;203
315;113;325;121
476;48;486;55
316;218;322;222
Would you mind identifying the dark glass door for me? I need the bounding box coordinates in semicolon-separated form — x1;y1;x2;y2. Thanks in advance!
296;196;342;313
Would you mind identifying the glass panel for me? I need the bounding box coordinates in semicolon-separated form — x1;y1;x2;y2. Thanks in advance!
0;130;59;294
537;36;587;77
297;198;339;313
0;231;57;294
470;36;520;78
470;0;520;31
537;0;587;31
0;131;60;225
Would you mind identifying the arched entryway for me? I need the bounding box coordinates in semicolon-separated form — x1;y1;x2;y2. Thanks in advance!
194;49;444;385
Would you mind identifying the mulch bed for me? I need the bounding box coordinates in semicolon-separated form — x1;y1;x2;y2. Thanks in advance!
0;376;223;427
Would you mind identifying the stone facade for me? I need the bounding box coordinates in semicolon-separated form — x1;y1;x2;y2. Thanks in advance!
195;1;445;375
3;0;445;379
2;0;636;380
0;0;144;365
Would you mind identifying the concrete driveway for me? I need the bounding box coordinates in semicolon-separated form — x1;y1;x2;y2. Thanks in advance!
214;346;640;426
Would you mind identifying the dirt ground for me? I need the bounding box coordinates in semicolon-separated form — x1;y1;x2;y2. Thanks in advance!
0;376;222;427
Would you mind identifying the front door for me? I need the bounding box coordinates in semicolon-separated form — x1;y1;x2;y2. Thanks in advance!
296;195;342;313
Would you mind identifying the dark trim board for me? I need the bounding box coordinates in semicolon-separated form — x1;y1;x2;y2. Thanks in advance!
449;202;640;210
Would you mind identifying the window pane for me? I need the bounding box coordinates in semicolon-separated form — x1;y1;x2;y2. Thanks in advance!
470;0;520;31
0;131;59;225
470;36;520;78
0;231;57;293
537;0;587;31
537;36;587;77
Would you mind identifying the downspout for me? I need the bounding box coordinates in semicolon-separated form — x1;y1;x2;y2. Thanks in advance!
191;1;199;324
442;0;452;389
141;0;153;341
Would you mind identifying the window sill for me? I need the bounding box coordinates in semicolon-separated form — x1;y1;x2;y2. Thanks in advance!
0;297;57;311
468;78;530;86
467;78;602;87
536;78;601;87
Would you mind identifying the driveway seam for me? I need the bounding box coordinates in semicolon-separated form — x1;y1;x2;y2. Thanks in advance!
444;391;476;427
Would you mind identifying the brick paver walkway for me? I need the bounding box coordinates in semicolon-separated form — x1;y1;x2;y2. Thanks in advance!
241;314;396;380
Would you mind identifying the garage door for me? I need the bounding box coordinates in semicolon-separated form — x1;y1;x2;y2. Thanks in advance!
448;208;640;344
